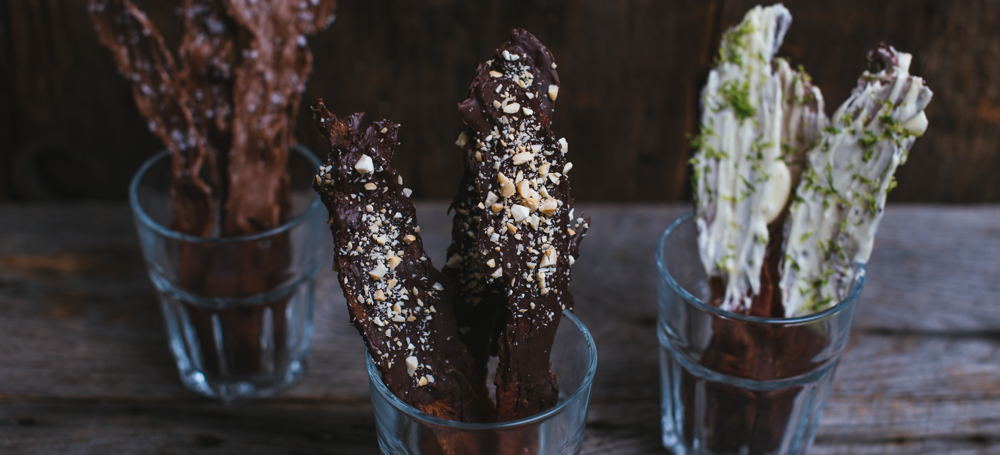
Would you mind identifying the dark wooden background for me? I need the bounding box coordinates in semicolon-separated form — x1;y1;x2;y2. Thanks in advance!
1;0;998;203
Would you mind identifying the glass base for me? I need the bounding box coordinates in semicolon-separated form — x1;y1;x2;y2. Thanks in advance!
154;272;316;401
659;339;836;455
174;354;308;401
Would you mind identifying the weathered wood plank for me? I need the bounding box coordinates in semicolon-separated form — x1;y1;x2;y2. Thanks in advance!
1;204;999;454
0;400;378;455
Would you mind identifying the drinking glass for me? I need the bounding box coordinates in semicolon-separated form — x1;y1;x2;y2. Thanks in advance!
129;144;326;400
656;213;864;455
367;311;597;455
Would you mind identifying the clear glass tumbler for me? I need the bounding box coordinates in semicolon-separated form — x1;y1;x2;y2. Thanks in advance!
656;213;865;455
129;144;326;400
367;311;597;455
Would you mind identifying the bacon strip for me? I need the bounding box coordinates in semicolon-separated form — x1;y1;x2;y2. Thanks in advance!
458;29;588;421
89;0;214;237
312;100;492;423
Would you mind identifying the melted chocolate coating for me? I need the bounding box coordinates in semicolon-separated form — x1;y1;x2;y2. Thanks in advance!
312;101;492;422
458;29;588;422
444;145;509;381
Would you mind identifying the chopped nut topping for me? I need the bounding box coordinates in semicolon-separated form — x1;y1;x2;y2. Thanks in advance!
403;234;416;244
375;234;387;244
369;263;387;280
491;268;503;279
493;100;502;109
540;248;557;267
539;198;558;215
538;162;550;176
446;254;462;268
355;155;375;174
503;103;520;114
507;223;518;234
527;214;540;230
511;204;530;222
388;256;402;270
405;356;418;377
433;282;445;291
522;197;539;211
563;162;573;174
374;289;386;301
485;191;499;207
380;127;388;134
522;107;534;116
498;172;516;197
558;138;568;154
402;188;413;197
548;85;559;100
490;70;503;78
512;152;533;165
486;259;496;268
492;203;504;213
455;131;470;147
517;180;531;198
364;182;377;191
418;376;428;387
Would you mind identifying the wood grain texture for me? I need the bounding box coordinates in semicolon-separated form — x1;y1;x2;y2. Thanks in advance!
2;1;999;203
0;0;13;199
1;203;998;453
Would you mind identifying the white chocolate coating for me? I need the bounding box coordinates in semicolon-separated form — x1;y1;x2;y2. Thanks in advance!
691;4;791;311
779;46;933;316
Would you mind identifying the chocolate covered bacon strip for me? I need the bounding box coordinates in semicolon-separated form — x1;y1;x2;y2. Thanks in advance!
312;101;491;423
446;30;564;382
458;29;588;421
779;44;932;316
690;4;793;314
443;143;509;381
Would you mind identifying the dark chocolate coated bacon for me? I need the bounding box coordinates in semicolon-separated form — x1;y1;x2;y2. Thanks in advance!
312;100;492;423
444;143;508;382
458;29;588;421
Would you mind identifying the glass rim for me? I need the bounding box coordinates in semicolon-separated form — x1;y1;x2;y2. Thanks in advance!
656;212;866;325
128;143;323;244
365;310;598;430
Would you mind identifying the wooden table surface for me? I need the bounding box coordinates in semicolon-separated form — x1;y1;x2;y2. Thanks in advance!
1;203;998;454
